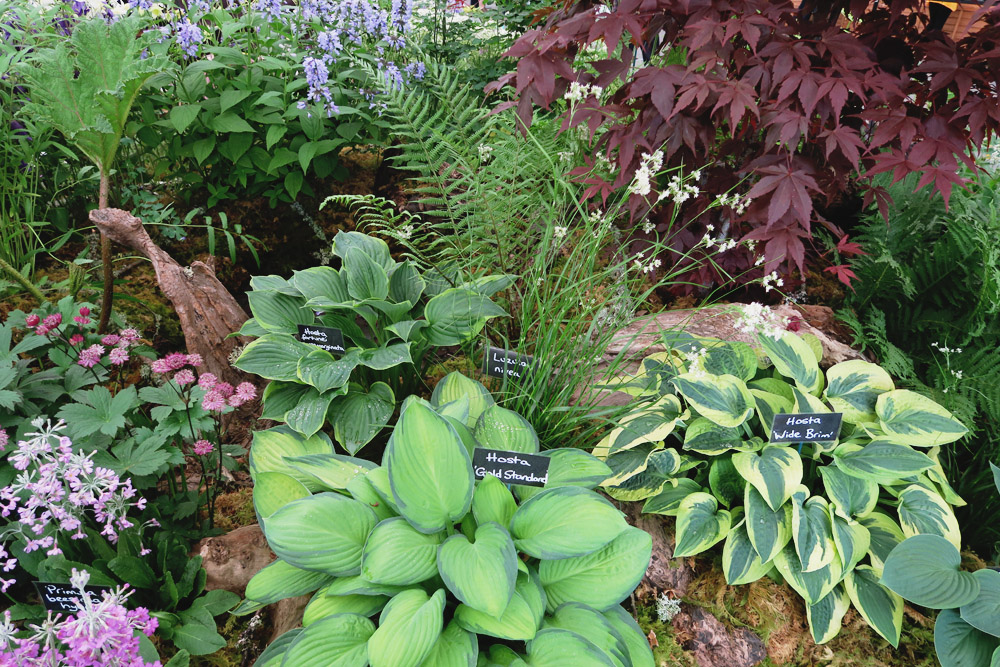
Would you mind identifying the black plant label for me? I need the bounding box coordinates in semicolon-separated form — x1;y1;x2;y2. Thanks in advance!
472;448;550;487
297;324;345;355
769;412;844;444
34;582;113;613
482;346;535;380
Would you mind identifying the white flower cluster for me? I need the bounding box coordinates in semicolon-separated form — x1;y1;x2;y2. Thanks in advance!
478;144;494;162
932;341;963;355
683;347;709;378
629;151;664;197
632;251;662;274
553;225;568;242
396;224;414;241
761;271;784;292
735;302;790;340
717;191;751;215
642;222;655;234
557;151;574;163
655;171;700;205
700;225;738;252
564;81;603;103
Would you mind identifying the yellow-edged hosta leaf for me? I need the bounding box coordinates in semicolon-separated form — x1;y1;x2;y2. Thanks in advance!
818;466;878;519
773;544;844;606
758;330;823;394
672;373;754;428
844;566;903;648
832;440;935;483
733;446;803;511
897;484;961;550
791;491;837;573
824;360;894;423
807;585;851;645
592;395;684;458
857;512;905;576
673;492;732;558
745;485;793;563
723;518;772;585
876;389;968;447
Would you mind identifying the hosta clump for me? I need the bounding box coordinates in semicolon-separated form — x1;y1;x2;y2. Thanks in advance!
238;372;654;667
234;230;508;454
595;327;969;648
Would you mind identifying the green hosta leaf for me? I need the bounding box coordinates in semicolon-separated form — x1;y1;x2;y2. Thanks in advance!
641;478;702;516
732;446;803;511
672;372;754;428
961;569;1000;636
388;261;426;305
343;246;389;301
357;343;413;370
262;493;376;576
539;527;652;612
818;466;878;519
285;454;376;491
823;360;894;423
510;487;627;559
295;348;357;394
674;492;732;557
324;576;406;598
472;475;517;529
328;382;395;455
280;612;373;666
994;647;1000;667
347;472;397;522
290;266;350;304
253;472;310;519
791;492;837;572
744;486;793;563
772;544;842;606
331;231;394;270
454;571;542;641
934;609;1000;667
438;522;518;618
515;449;612;502
284;388;338;438
844;566;902;647
360;517;442;586
424;288;507;346
249;427;335;492
830;512;870;573
723;520;771;585
524;629;615;667
303;588;387;626
248;291;313;334
832;440;934;483
366;467;402;516
758;330;822;394
709;457;745;508
235;334;313;381
418;620;478;667
254;629;299;666
602;605;655;667
682;418;748;456
881;534;980;609
806;585;850;645
235;560;331;614
897;484;961;549
857;512;905;575
876;389;968;447
261;382;311;421
542;603;630;667
367;589;446;667
431;372;495;425
474;404;539;453
386;401;473;534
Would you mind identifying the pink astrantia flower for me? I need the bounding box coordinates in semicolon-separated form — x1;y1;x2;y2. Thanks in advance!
164;352;188;370
73;306;91;325
193;440;213;456
0;430;6;452
174;369;195;385
42;313;61;328
24;314;40;327
78;307;90;317
120;328;140;343
109;347;129;365
69;334;84;346
77;345;105;368
235;382;256;402
214;382;234;398
201;391;226;412
197;372;218;390
186;353;203;367
101;334;120;346
150;358;171;374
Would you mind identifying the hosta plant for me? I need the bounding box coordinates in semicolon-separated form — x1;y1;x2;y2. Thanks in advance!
233;231;508;454
879;463;1000;667
237;372;654;667
593;325;969;647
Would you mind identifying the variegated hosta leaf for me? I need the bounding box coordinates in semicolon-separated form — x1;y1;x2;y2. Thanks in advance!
732;446;803;511
472;474;518;529
791;492;837;573
749;377;795;403
592;395;685;458
818;466;878;519
896;484;962;550
603;605;656;667
674;492;733;558
437;522;518;619
844;566;903;648
823;360;894;424
602;442;662;488
641;478;702;516
709;457;745;508
418;620;479;667
832;440;935;483
455;568;546;640
280;612;374;666
526;629;617;667
806;585;851;645
773;544;844;606
881;534;981;609
757;330;823;395
430;371;495;425
604;351;686;398
604;448;680;501
790;385;831;416
694;340;758;382
683;417;756;456
925;458;967;507
303;587;388;626
723;519;772;585
249;427;336;492
745;486;793;563
857;512;905;576
876;389;968;447
830;511;870;573
671;373;755;428
750;388;793;436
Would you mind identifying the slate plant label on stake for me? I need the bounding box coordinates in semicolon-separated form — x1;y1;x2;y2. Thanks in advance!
770;412;844;444
297;324;345;355
33;582;113;613
483;346;535;380
472;447;550;487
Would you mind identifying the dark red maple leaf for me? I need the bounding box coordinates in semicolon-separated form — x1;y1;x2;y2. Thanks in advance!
824;264;858;289
835;235;868;256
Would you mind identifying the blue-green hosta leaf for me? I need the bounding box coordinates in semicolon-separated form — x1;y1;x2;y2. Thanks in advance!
280;612;373;666
290;266;350;304
673;492;732;558
709;457;745;508
897;484;961;549
844;566;903;648
542;603;630;667
386;401;474;534
881;534;980;609
235;560;331;615
514;448;612;502
772;544;844;607
454;571;544;641
472;475;518;529
303;587;387;626
807;585;851;645
672;372;754;428
934;609;1000;667
818;466;878;519
294;348;359;394
360;517;442;586
254;628;300;666
357;343;412;370
260;382;312;421
431;372;495;425
249;427;335;492
367;588;445;667
961;569;1000;637
791;492;837;573
284;387;340;438
387;260;426;305
745;486;793;563
285;453;376;491
524;629;616;667
474;404;539;454
438;522;518;619
328;382;395;455
592;394;685;457
830;512;870;573
418;620;478;667
876;389;968;447
723;519;772;585
343;246;389;301
683;417;753;456
758;330;823;394
248;291;313;334
235;334;314;382
511;487;627;559
539;527;652;612
832;440;935;483
857;512;905;576
263;493;376;576
347;472;398;522
602;605;655;667
423;288;507;346
732;446;803;511
331;231;394;271
253;472;310;520
641;477;702;516
823;360;894;423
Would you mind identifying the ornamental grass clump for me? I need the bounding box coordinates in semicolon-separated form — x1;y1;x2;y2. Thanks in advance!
238;371;654;667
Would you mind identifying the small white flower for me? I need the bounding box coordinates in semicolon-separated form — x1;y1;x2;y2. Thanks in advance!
553;226;568;241
642;222;655;234
478;144;494;162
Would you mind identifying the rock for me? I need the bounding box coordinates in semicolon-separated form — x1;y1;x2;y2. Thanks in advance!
194;524;273;596
672;603;768;667
268;596;310;644
626;505;696;598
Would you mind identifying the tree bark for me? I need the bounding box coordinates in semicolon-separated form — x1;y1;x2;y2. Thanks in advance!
97;172;113;333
